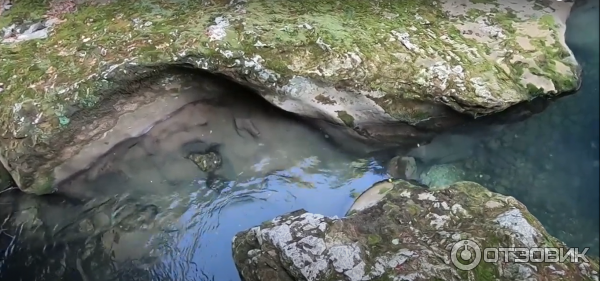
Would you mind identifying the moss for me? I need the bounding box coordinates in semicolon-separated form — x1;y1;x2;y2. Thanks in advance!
0;0;580;192
0;0;48;29
261;220;275;228
469;260;498;281
27;173;55;195
521;210;540;227
405;201;422;216
382;202;402;217
336;111;355;127
526;83;545;96
538;14;557;29
367;234;382;245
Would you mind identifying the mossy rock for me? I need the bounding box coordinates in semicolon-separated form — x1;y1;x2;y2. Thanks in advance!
232;180;599;280
0;0;580;193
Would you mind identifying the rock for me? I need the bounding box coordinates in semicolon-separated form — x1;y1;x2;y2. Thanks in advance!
346;179;396;214
419;163;466;189
407;133;480;165
386;156;418;180
186;151;223;173
232;180;599;281
0;0;581;193
0;161;12;190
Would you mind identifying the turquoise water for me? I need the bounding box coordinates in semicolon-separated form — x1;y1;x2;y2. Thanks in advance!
416;0;599;255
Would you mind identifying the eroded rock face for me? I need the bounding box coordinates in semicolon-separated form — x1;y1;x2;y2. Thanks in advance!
232;180;599;281
0;0;580;193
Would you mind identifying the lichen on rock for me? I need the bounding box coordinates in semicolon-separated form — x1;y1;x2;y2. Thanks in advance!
0;0;581;193
232;180;599;280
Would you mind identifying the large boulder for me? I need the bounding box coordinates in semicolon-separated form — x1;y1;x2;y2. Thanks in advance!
232;179;599;280
0;0;580;193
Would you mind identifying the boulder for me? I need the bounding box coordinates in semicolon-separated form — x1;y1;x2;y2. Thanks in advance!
232;179;599;281
0;0;580;193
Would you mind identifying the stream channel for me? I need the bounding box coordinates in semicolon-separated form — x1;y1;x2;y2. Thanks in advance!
0;1;598;280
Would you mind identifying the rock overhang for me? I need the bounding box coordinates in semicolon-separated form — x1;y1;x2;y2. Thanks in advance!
0;0;581;193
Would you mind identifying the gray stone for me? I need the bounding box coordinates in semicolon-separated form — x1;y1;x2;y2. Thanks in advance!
232;180;600;281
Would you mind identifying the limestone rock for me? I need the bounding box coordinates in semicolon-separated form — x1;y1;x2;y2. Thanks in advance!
0;0;580;193
232;180;599;281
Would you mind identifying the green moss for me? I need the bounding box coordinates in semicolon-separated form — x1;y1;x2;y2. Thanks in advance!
521;210;540;227
526;83;545;96
382;202;402;217
367;234;382;245
469;260;498;281
405;201;422;216
538;14;557;29
0;0;48;29
261;220;275;228
336;111;355;127
27;173;55;195
0;0;581;192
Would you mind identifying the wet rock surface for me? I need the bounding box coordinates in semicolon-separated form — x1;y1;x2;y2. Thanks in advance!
232;180;600;281
0;0;581;193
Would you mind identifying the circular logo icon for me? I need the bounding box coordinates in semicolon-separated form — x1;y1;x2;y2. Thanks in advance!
451;239;482;271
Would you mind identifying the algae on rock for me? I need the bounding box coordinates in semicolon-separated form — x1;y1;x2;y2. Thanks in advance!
232;180;599;281
0;0;580;193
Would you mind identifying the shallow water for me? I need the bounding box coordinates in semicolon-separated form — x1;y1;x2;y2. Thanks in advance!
1;2;599;280
0;72;392;281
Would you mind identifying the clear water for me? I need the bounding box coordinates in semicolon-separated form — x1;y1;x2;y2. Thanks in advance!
0;73;391;281
416;1;600;255
0;2;598;280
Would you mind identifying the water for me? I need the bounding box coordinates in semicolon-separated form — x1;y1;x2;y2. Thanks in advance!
0;70;391;281
0;2;599;280
414;0;600;254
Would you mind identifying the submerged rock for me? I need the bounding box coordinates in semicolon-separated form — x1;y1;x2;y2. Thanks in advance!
186;151;223;173
0;0;581;193
386;156;419;180
232;180;599;281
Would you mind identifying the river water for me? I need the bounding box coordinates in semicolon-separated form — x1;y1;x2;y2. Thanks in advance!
0;2;598;281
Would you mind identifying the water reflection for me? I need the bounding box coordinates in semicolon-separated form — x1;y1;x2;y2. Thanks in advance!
0;73;389;280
